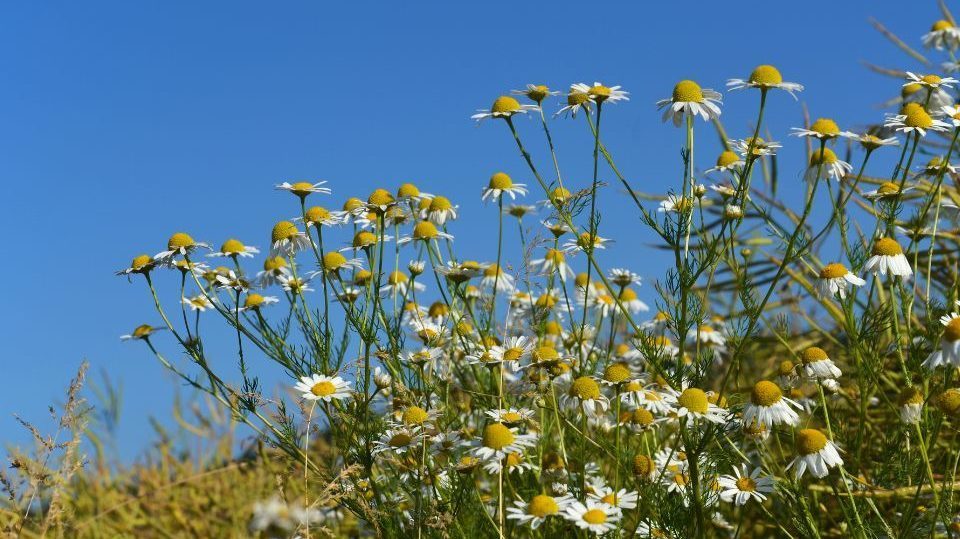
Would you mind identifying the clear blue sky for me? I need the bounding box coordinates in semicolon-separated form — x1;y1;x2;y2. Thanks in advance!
0;1;941;458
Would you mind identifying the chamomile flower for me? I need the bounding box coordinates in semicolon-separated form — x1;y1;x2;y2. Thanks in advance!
482;171;527;201
863;237;913;278
506;203;537;220
885;102;951;136
208;239;259;259
743;380;802;427
924;313;960;369
294;374;352;402
717;465;774;506
706;150;745;174
472;95;536;122
182;295;214;312
921;156;958;176
862;181;913;200
531;248;574;281
278;274;313;295
563;231;610;254
588;485;639;511
727;64;804;98
155;232;210;261
120;324;165;341
791;118;853;140
816;263;866;299
798;347;842;380
564;376;610;416
905;72;959;90
672;387;727;424
690;324;725;348
506;494;572;530
788;428;843;479
479;264;515;293
380;271;425;297
617;287;649;314
420;195;457;225
256;256;291;287
486;407;535;425
240;293;279;311
805;147;852;182
608;268;642;287
275;181;331;198
556;84;594;118
301;206;346;228
270;221;310;255
656;80;722;126
898;387;924;424
117;254;157;276
730;137;781;158
852;132;899;152
658;194;697;214
924;19;960;49
373;427;423;456
511;84;560;104
563;500;621;535
399;220;455;245
576;82;629;105
471;422;537;462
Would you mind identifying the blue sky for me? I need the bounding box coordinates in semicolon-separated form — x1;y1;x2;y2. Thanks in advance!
0;1;943;459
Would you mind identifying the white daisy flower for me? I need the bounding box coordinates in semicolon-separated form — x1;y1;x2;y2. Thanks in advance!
575;81;629;105
727;64;804;98
562;231;610;253
278;274;313;295
563;376;610;416
300;205;347;228
275;181;331;197
657;194;697;214
485;407;535;425
743;381;802;427
587;486;639;511
617;287;649;314
207;238;259;258
530;248;575;281
506;494;572;530
479;264;515;293
729;137;781;158
798;347;842;380
120;324;165;341
885;103;951;136
511;83;560;104
398;220;455;245
293;374;352;402
256;256;291;287
851;132;900;152
805;146;853;182
923;20;960;50
182;295;214;312
472;95;537;122
863;237;913;278
563;500;621;535
471;422;537;463
373;427;423;456
270;221;311;255
717;465;774;505
556;84;594;118
421;195;458;225
862;181;913;201
924;313;960;369
672;387;727;424
905;71;959;90
240;293;279;311
788;428;843;479
816;263;866;299
790;118;855;140
608;268;642;287
898;387;924;424
706;150;745;174
155;232;210;261
656;79;722;126
482;171;527;201
379;271;425;297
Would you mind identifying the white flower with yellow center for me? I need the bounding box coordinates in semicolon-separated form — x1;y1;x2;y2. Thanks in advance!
372;427;423;456
116;254;157;276
608;268;642;287
208;238;259;259
299;205;346;228
617;287;649;314
729;136;781;158
924;20;960;49
671;387;727;424
805;147;852;182
924;313;960;369
743;380;802;427
706;150;745;174
482;171;527;201
563;500;621;535
409;317;448;346
215;269;251;291
788;428;843;479
472;95;537;122
791;118;854;140
465;347;505;367
898;387;924;424
312;252;364;278
471;422;537;463
851;132;899;152
120;324;165;341
862;181;913;201
379;270;425;297
398;220;455;246
863;237;913;278
479;263;515;293
340;230;393;253
155;232;210;261
921;156;958;176
506;203;537;220
294;374;352;402
420;195;458;225
656;79;722;126
555;85;594;118
816;263;866;299
278;274;313;295
657;194;698;214
240;293;279;312
401;347;443;370
485;407;535;425
563;376;610;416
885;102;951;136
270;221;310;255
798;347;841;380
563;231;610;254
531;248;574;281
727;64;804;98
717;465;774;506
506;494;572;530
482;451;537;475
511;83;560;105
182;295;214;312
905;71;959;90
587;486;639;511
256;256;291;287
689;324;725;347
275;181;331;198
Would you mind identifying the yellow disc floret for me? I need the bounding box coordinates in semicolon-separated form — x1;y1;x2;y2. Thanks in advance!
527;494;559;517
751;381;783;407
570;376;601;400
748;65;783;86
672;80;704;102
819;263;849;280
310;381;336;397
491;96;522;115
796;428;828;455
678;388;709;414
167;232;195;251
800;347;829;364
872;237;904;256
944;317;960;342
271;221;299;243
901;103;934;129
488;172;513;190
603;363;631;384
482;423;515;450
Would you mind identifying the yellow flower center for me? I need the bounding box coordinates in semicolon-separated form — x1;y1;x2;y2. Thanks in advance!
672;80;704;103
550;187;572;204
354;269;372;285
545;248;566;264
491;95;522;114
429;196;453;212
388;271;408;285
132;325;154;338
633;455;654;476
902;83;923;97
567;91;591;107
310;381;336;397
131;254;152;270
167;232;195;250
343;197;364;212
779;360;795;376
945;317;960;342
582;509;607;525
922;74;943;85
735;477;757;492
604;363;631;384
353;231;377;248
323;252;348;271
901;103;934;129
272;221;299;243
402;406;429;425
570;376;601;400
263;256;287;271
388;432;412;447
678;388;709;414
488;172;513;190
872;237;904;256
933;20;955;31
289;182;316;196
532;346;559;363
751;381;783;407
717;150;740;168
413;221;440;240
220;239;245;255
305;206;331;223
809;147;838;166
502;411;523;423
810;118;840;136
244;294;265;308
527;495;559;517
819;263;849;280
877;182;902;195
800;346;828;364
589;84;612;101
368;188;395;207
525;85;551;102
482;423;515;450
899;387;924;406
796;428;828;455
397;183;420;198
630;408;654;426
748;64;783;86
939;389;960;414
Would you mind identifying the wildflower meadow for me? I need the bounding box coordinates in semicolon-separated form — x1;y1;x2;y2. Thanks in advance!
13;2;960;538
